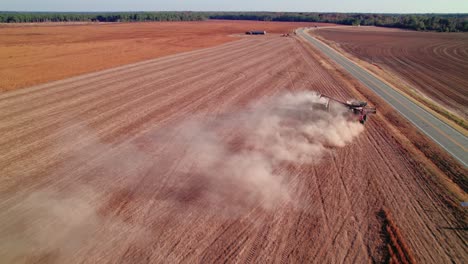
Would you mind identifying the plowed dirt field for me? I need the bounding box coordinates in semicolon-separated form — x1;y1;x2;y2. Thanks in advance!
0;20;331;92
0;35;465;263
314;27;468;118
316;27;468;119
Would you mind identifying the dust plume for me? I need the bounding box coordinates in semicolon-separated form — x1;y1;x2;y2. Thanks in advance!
0;187;151;263
0;126;154;263
156;91;365;210
0;91;364;262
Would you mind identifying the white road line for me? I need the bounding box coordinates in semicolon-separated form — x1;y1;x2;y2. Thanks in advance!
298;28;468;167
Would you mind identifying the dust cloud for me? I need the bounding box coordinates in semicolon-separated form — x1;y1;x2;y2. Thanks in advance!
0;91;364;262
156;91;365;210
0;187;150;263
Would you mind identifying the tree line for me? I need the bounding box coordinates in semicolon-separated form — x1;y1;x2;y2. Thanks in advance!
207;12;468;32
0;12;205;23
0;11;467;32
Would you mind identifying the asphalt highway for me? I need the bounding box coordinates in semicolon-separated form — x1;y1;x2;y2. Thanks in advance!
298;28;467;167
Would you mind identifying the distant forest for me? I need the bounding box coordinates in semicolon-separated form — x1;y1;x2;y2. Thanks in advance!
0;11;467;32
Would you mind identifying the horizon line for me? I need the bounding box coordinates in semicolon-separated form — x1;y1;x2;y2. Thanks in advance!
1;10;467;15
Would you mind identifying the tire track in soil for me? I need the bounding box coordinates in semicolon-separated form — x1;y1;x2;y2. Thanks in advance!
315;28;468;116
361;123;461;263
0;39;288;174
0;38;256;103
0;35;465;263
0;38;272;130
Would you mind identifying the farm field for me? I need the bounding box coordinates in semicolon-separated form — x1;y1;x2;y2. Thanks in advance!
314;26;468;119
0;33;465;263
0;20;332;92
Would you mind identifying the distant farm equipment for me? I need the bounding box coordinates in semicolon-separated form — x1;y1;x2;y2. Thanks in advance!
319;94;377;124
245;30;267;35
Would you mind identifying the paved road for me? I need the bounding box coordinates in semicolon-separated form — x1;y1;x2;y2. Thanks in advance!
298;28;468;167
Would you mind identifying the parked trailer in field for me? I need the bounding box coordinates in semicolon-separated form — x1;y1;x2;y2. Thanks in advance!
246;31;267;35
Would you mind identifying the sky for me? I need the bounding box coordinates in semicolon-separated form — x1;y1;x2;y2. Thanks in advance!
1;0;468;13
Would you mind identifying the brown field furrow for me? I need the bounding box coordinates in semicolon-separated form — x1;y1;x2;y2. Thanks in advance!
0;39;285;156
1;39;298;198
0;38;264;116
0;31;466;264
363;125;465;262
314;27;468;117
370;129;448;249
103;40;293;139
0;21;335;92
300;36;464;262
0;38;272;110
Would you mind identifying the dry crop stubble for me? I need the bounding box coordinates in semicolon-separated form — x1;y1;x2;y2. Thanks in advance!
0;92;364;262
314;26;468;119
0;35;465;263
0;21;335;92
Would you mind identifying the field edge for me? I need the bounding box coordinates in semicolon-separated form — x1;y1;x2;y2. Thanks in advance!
296;33;467;206
310;28;467;134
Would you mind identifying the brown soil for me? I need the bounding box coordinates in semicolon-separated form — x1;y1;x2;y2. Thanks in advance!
382;208;417;264
0;20;332;92
0;35;466;263
314;26;468;119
